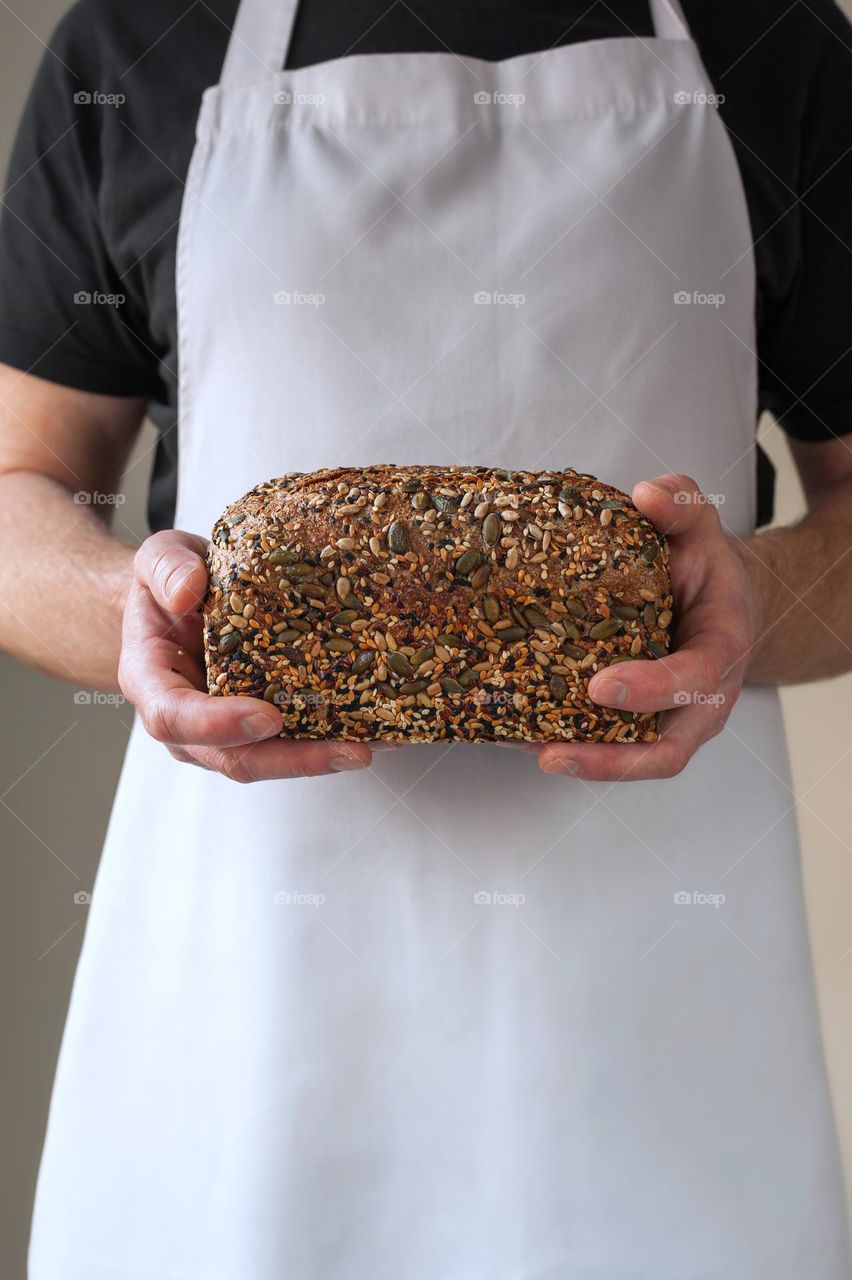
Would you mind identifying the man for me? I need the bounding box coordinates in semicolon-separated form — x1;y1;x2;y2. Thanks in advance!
1;1;851;1275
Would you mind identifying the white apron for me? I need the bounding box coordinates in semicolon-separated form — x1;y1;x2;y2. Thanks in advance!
29;1;851;1276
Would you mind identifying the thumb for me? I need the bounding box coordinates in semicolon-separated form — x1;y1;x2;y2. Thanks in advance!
134;529;210;616
632;474;723;543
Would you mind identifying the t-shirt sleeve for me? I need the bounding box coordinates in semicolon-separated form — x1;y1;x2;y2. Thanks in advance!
758;0;852;443
0;2;160;397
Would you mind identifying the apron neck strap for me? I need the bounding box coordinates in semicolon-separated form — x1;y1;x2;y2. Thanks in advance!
219;0;691;89
649;0;691;40
220;0;300;89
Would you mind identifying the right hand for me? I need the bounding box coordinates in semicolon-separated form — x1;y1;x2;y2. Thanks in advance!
118;530;374;782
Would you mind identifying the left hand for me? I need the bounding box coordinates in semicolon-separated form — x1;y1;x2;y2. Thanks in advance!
534;474;756;782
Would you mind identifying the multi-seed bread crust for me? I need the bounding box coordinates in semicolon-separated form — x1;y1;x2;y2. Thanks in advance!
203;465;672;743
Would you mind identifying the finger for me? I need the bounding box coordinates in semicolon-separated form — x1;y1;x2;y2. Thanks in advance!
120;579;282;746
189;738;373;783
589;644;728;713
632;474;726;547
537;701;725;782
134;529;209;616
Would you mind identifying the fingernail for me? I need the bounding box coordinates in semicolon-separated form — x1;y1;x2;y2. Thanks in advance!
542;757;581;777
242;712;278;740
331;753;369;772
592;679;628;708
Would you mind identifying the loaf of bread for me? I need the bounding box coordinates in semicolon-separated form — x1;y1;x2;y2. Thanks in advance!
203;465;672;743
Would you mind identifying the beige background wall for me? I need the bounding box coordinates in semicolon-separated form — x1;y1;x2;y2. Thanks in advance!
1;3;851;1277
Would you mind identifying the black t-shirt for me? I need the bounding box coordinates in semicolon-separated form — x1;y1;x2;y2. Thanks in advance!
1;0;851;531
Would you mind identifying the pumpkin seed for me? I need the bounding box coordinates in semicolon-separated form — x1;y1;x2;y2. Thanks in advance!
440;677;465;695
643;603;657;629
275;628;302;643
331;610;358;626
599;499;622;510
483;512;501;546
499;626;527;643
411;645;435;669
549;674;568;702
589;619;622;640
523;606;550;630
614;604;640;621
483;595;500;623
326;638;354;654
470;563;492;591
560;486;581;505
561;641;585;661
437;632;464;648
456;549;482;577
399;680;429;696
640;541;659;564
564;597;585;618
387;651;413;678
432;494;459;514
648;639;667;659
218;632;241;656
388;521;409;554
457;667;477;688
351;650;376;675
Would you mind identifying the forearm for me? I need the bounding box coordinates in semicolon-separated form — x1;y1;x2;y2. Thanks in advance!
735;475;852;685
0;470;134;689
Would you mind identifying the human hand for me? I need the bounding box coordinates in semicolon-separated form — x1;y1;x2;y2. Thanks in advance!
535;475;755;782
118;530;374;781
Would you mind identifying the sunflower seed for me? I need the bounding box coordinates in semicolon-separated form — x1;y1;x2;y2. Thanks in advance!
335;576;351;601
218;632;241;656
648;639;667;659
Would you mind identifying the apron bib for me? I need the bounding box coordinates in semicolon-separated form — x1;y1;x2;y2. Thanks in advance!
30;1;851;1276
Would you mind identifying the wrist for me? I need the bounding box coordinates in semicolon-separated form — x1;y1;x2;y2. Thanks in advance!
732;531;786;682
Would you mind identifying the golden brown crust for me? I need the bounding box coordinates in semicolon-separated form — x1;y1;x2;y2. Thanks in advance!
203;465;672;743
